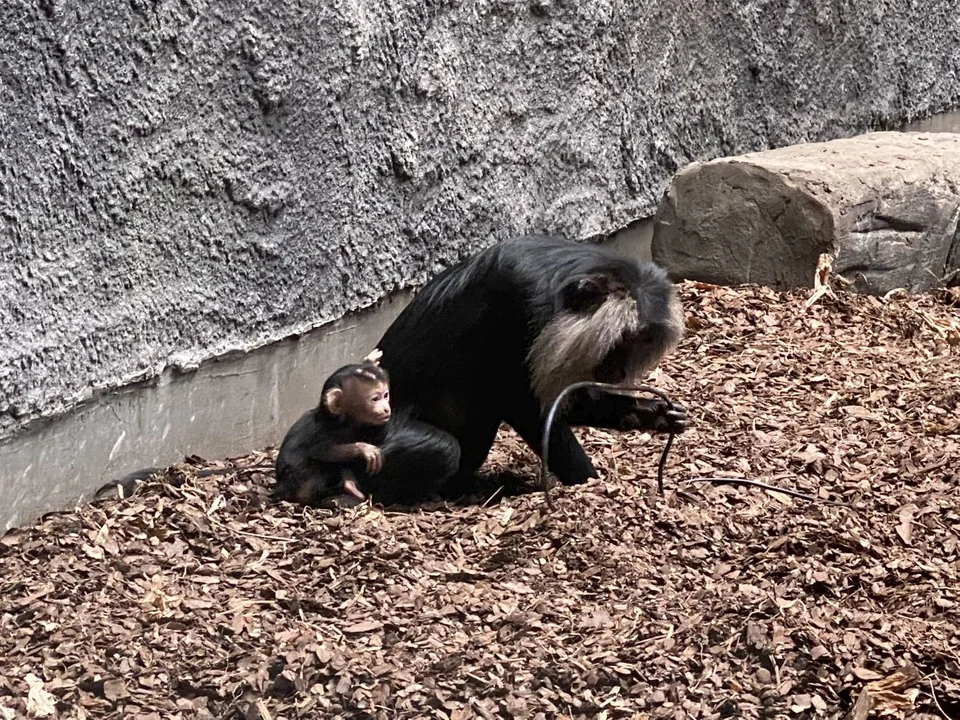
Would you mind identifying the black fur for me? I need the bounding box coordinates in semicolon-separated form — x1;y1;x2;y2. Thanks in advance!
273;405;388;505
361;410;462;505
274;365;461;507
273;362;390;505
374;235;686;499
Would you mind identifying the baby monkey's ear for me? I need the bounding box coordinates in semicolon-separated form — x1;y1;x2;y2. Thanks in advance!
323;387;344;416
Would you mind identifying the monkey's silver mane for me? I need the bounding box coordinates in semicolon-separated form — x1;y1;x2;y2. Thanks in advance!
527;287;683;410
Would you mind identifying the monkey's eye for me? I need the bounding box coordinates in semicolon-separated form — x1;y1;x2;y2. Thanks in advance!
561;278;607;313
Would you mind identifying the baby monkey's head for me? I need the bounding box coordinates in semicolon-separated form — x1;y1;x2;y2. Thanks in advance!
321;362;391;426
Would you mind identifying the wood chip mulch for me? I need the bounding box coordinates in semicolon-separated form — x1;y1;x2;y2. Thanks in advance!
2;282;959;720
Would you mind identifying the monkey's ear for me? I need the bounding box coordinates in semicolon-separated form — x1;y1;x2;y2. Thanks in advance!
560;274;613;312
324;388;344;416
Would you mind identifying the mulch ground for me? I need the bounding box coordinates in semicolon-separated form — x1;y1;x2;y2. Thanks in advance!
2;282;959;720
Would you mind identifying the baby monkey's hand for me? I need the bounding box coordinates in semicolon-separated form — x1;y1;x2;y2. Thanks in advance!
356;442;383;474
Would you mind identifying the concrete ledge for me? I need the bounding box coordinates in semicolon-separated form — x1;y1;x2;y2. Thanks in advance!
0;292;412;531
902;110;960;133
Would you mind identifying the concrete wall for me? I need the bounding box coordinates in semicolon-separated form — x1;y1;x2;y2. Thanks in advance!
2;0;960;527
903;110;960;134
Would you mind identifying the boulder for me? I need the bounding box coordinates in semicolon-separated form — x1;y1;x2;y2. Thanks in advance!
651;132;960;294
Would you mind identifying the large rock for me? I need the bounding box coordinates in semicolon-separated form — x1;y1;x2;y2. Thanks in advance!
651;132;960;294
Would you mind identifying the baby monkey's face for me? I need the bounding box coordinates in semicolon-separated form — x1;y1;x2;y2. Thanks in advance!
352;379;391;426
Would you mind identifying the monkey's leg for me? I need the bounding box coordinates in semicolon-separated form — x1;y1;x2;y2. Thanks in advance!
273;459;343;507
367;418;462;505
504;396;598;486
564;388;688;434
271;465;296;502
437;416;501;499
454;417;500;477
334;469;368;508
294;477;321;506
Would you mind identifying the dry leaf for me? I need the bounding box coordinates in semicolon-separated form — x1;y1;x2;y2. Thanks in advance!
896;504;915;545
852;667;884;681
845;663;923;720
102;679;126;702
805;253;837;308
343;620;383;634
24;675;56;718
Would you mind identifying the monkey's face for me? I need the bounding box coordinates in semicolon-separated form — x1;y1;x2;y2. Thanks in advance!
345;379;392;426
593;338;633;384
528;269;683;408
594;327;675;385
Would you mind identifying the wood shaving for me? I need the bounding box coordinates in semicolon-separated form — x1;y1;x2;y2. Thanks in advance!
1;283;958;719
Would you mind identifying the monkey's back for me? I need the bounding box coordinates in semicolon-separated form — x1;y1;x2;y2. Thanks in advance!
376;235;667;423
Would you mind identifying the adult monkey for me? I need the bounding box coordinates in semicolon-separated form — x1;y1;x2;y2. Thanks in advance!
372;234;687;498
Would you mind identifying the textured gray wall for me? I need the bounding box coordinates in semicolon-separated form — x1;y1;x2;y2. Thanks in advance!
2;0;960;438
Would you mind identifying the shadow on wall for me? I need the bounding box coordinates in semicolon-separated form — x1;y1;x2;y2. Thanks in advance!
901;111;960;133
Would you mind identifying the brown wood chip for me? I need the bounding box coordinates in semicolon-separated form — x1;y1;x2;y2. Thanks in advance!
1;283;958;718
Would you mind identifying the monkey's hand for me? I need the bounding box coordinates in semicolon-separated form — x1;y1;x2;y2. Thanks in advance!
606;396;689;434
363;348;383;366
566;391;689;434
645;399;688;434
356;443;384;474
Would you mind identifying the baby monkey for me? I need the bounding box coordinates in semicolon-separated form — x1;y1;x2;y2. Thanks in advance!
274;353;391;507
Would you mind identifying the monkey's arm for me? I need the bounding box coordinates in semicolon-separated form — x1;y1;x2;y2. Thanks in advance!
503;390;599;485
312;441;383;475
312;442;364;463
564;389;688;434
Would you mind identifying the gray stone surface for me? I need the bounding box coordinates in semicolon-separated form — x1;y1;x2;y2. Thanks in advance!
651;132;960;294
1;1;960;443
604;219;655;265
903;110;960;134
